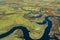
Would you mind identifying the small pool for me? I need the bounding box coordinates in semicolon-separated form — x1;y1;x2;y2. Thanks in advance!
56;9;60;12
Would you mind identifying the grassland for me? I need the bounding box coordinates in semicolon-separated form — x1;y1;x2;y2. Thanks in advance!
0;0;60;40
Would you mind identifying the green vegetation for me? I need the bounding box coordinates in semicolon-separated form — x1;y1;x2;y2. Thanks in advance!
0;0;60;40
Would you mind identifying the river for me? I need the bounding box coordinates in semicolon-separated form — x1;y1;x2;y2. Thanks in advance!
0;16;59;40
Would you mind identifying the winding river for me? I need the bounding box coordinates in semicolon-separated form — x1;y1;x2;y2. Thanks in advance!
0;16;59;40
